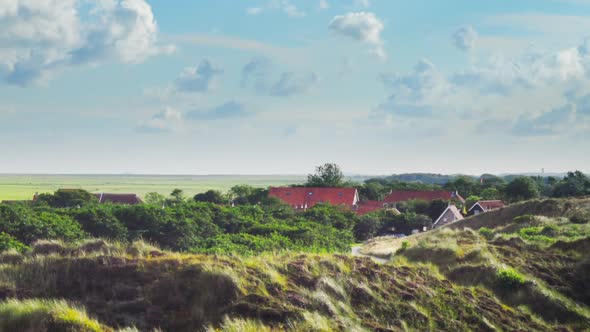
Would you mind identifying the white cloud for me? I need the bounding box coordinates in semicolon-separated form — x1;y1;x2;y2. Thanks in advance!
174;59;224;93
319;0;329;10
0;0;171;86
329;12;386;59
241;57;318;97
137;107;182;133
0;0;172;85
453;26;478;51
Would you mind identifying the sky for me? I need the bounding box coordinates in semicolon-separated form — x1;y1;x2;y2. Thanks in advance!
0;0;589;175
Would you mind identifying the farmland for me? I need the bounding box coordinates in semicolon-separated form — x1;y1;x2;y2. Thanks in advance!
0;174;310;201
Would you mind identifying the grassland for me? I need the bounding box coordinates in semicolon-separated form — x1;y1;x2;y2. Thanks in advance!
0;174;310;201
0;238;580;331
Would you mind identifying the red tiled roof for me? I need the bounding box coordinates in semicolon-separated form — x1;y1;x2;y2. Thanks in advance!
355;200;386;215
383;190;465;204
355;200;401;215
94;193;143;205
269;187;358;209
470;200;504;212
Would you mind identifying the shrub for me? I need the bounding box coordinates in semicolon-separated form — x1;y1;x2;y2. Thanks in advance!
478;227;494;240
540;224;559;237
570;213;589;225
401;241;410;251
513;215;536;223
0;232;28;253
518;227;556;243
495;268;526;290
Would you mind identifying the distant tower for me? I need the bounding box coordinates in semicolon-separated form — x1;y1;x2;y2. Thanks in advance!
542;168;545;175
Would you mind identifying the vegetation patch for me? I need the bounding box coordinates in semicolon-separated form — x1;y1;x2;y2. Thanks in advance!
495;269;526;290
0;299;104;332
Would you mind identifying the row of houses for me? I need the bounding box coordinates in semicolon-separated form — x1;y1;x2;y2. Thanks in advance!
268;186;504;229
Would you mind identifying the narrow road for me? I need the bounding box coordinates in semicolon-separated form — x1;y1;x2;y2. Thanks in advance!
351;246;389;264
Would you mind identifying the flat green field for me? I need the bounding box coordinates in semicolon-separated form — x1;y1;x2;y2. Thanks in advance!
0;174;309;201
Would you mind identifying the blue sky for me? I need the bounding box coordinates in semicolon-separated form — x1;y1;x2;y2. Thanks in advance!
1;0;589;175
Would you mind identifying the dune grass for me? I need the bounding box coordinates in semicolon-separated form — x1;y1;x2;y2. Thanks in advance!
0;299;104;332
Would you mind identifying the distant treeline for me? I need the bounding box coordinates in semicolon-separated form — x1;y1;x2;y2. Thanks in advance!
361;171;590;204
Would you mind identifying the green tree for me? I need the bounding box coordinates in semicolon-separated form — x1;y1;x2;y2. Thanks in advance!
504;177;540;202
480;187;501;200
443;176;480;197
35;189;97;208
144;192;166;206
359;181;386;201
194;190;226;204
552;171;590;198
306;163;346;187
353;215;382;241
426;199;448;221
167;189;185;206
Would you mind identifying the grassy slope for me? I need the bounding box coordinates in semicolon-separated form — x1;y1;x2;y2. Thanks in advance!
0;238;584;331
363;197;590;330
0;174;309;201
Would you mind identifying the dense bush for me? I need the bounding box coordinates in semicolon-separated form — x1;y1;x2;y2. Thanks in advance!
0;191;361;255
495;269;526;290
570;213;589;225
0;232;28;253
478;227;494;240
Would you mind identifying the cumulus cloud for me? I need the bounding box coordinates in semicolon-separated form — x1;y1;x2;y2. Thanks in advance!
329;12;386;59
241;57;318;97
174;60;224;93
137;107;182;133
186;101;251;120
453;26;478;51
0;0;171;86
375;37;590;137
319;0;329;10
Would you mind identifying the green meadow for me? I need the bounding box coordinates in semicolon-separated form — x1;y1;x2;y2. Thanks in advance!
0;174;309;201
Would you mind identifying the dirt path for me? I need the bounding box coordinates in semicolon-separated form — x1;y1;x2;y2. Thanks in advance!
351;245;389;264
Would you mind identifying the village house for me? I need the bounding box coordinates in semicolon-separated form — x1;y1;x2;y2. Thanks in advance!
433;205;464;228
268;187;359;211
93;193;143;205
355;200;401;216
468;200;504;215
